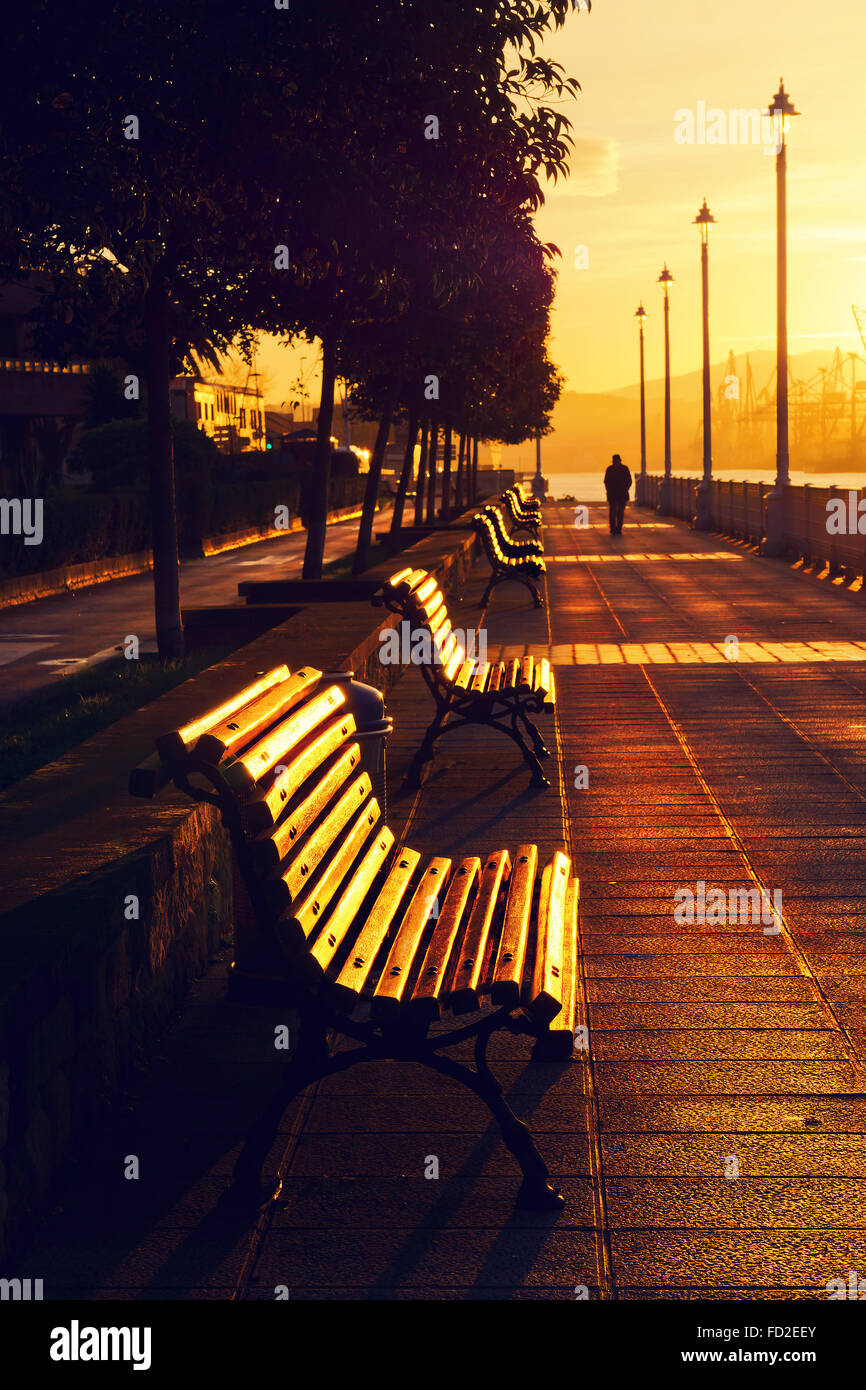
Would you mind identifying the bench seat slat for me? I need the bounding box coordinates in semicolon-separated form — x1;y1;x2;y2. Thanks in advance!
330;848;421;1008
490;843;538;1005
407;857;481;1022
371;858;452;1022
449;850;510;1014
468;661;489;693
527;851;572;1024
534;878;579;1058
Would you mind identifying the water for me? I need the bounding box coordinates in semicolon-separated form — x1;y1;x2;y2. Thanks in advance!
544;467;866;504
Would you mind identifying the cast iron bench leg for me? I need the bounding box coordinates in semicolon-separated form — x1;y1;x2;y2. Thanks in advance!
427;1021;564;1211
519;710;551;760
228;999;330;1208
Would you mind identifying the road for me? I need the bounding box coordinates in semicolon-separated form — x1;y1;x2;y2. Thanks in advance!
0;504;393;705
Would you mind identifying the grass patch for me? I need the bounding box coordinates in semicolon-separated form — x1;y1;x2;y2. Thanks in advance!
0;645;234;793
320;540;389;579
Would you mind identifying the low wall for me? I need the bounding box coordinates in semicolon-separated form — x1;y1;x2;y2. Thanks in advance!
0;502;369;610
0;521;477;1262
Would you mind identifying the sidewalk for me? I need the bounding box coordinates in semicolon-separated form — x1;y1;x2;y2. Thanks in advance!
11;503;866;1298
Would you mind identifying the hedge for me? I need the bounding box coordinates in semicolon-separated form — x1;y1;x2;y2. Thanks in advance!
0;472;370;578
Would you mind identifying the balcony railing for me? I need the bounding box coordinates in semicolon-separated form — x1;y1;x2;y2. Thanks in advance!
640;473;866;581
0;359;91;374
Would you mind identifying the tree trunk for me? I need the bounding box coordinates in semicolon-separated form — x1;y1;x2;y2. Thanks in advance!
390;408;418;534
426;419;438;523
413;418;429;527
440;426;453;521
302;329;338;579
454;431;466;515
144;268;183;662
471;436;479;503
353;382;400;575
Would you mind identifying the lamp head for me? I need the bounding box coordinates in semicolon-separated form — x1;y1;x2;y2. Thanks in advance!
657;264;674;297
767;78;800;147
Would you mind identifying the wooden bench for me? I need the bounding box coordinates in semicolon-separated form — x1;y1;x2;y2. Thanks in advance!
473;509;546;609
481;503;545;560
129;664;579;1213
373;566;555;789
501;487;542;537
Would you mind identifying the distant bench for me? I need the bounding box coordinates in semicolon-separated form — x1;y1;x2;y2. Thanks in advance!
501;486;542;538
129;664;578;1213
473;508;546;609
373;566;555;789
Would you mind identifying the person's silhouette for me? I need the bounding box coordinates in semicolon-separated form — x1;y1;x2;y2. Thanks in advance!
604;453;632;535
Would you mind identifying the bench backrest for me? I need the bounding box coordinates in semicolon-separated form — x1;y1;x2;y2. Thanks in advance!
480;504;540;552
503;486;540;520
473;510;540;569
131;667;396;970
373;568;481;693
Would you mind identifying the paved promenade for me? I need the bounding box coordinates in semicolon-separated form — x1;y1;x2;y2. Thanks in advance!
14;502;866;1298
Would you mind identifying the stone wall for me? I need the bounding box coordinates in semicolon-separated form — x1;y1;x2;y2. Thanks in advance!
0;521;477;1261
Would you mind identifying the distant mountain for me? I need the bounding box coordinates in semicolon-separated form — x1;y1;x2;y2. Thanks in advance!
487;347;854;476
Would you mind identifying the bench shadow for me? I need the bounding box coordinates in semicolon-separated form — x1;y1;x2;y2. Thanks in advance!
355;1050;578;1299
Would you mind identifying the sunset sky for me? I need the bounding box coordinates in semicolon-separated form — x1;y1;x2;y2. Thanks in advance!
540;0;866;393
245;0;866;416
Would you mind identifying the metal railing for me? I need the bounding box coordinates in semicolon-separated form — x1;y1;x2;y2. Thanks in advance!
638;474;866;581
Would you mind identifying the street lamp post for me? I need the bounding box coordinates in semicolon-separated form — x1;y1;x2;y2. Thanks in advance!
694;199;716;529
763;78;800;555
658;264;674;513
531;432;547;502
634;303;647;504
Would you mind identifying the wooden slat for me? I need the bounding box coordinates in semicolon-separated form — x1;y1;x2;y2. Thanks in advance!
490;844;538;1005
253;743;362;874
154;665;290;763
279;774;372;903
306;826;396;982
448;850;510;1014
195;667;321;764
231;684;347;787
469;661;490;693
371;858;452;1022
527;852;571;1024
533;657;551;696
453;660;475;690
506;658;521;690
443;649;464;683
407;857;480;1023
330;848;421;1008
519;655;535;691
291;797;382;941
534;877;580;1058
486;661;505;693
415;576;438;605
246;713;356;833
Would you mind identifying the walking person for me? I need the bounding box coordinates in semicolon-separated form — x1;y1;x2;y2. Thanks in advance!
604;453;632;535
